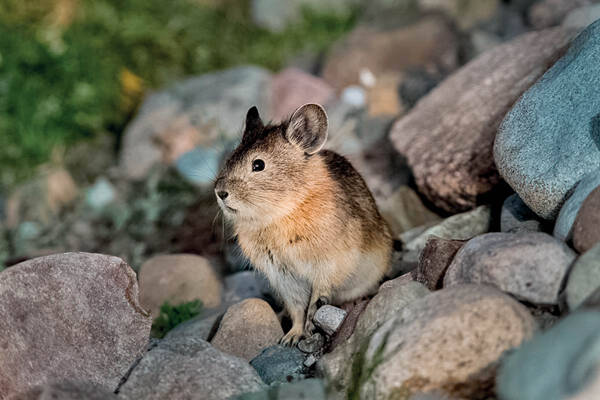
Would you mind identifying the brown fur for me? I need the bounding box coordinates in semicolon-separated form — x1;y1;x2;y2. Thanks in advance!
214;104;392;345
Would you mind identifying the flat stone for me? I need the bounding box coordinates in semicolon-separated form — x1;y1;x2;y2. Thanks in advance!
138;254;222;318
497;310;600;400
392;27;573;213
573;186;600;253
118;335;265;400
360;285;536;399
444;232;576;304
0;253;151;398
211;299;283;361
313;305;347;336
554;169;600;241
250;345;306;385
405;206;491;254
495;22;600;219
566;243;600;310
163;307;225;342
415;237;464;290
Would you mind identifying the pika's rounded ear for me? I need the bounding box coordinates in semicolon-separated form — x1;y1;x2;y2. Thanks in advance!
244;106;264;134
285;104;328;155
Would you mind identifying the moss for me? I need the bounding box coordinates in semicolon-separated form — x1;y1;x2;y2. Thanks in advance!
0;0;356;189
151;299;203;338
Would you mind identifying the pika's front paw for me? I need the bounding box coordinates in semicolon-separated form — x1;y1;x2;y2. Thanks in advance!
279;328;303;347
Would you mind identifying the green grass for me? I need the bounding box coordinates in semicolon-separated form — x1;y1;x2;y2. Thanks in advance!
0;0;356;190
151;299;203;338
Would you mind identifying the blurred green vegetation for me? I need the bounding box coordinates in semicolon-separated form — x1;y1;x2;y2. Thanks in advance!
151;299;203;338
0;0;356;189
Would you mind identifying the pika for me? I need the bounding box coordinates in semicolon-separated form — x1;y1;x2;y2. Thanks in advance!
214;104;392;345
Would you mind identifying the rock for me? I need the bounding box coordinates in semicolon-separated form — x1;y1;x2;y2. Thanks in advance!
313;305;347;336
119;66;271;180
236;379;326;400
11;381;117;400
563;4;600;31
250;345;306;385
378;186;441;236
118;335;265;400
318;279;429;392
340;86;366;108
366;74;404;117
163;307;224;342
418;0;499;29
138;254;222;318
359;285;536;399
211;299;283;361
223;271;271;304
497;310;600;400
85;177;116;212
251;0;356;32
444;232;575;304
5;168;78;229
174;146;222;187
392;27;573;213
573;186;600;252
0;253;151;398
397;68;443;109
405;206;492;253
298;333;325;354
501;193;543;233
495;22;600;219
415;237;464;290
554;170;600;241
529;0;596;29
269;68;335;121
566;244;600;310
322;15;459;90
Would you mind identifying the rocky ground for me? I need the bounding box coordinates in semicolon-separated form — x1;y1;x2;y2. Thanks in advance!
2;0;600;399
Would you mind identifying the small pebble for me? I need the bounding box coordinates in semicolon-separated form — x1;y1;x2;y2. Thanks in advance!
313;305;347;336
298;332;324;354
303;354;318;368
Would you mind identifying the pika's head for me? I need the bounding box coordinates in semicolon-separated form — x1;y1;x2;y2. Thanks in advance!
214;103;328;224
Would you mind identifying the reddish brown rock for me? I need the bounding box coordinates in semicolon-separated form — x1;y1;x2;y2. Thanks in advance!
0;253;151;399
322;15;459;90
270;68;334;121
415;237;464;290
573;186;600;253
390;27;573;213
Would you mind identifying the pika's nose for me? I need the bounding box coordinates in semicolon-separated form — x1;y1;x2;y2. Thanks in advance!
217;190;229;200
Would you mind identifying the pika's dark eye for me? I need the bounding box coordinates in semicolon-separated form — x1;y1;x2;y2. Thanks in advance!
252;159;265;172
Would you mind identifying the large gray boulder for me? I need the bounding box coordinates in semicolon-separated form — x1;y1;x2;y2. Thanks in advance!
495;20;600;219
0;253;151;399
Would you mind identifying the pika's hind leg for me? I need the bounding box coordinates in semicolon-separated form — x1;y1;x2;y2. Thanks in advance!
271;273;310;346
